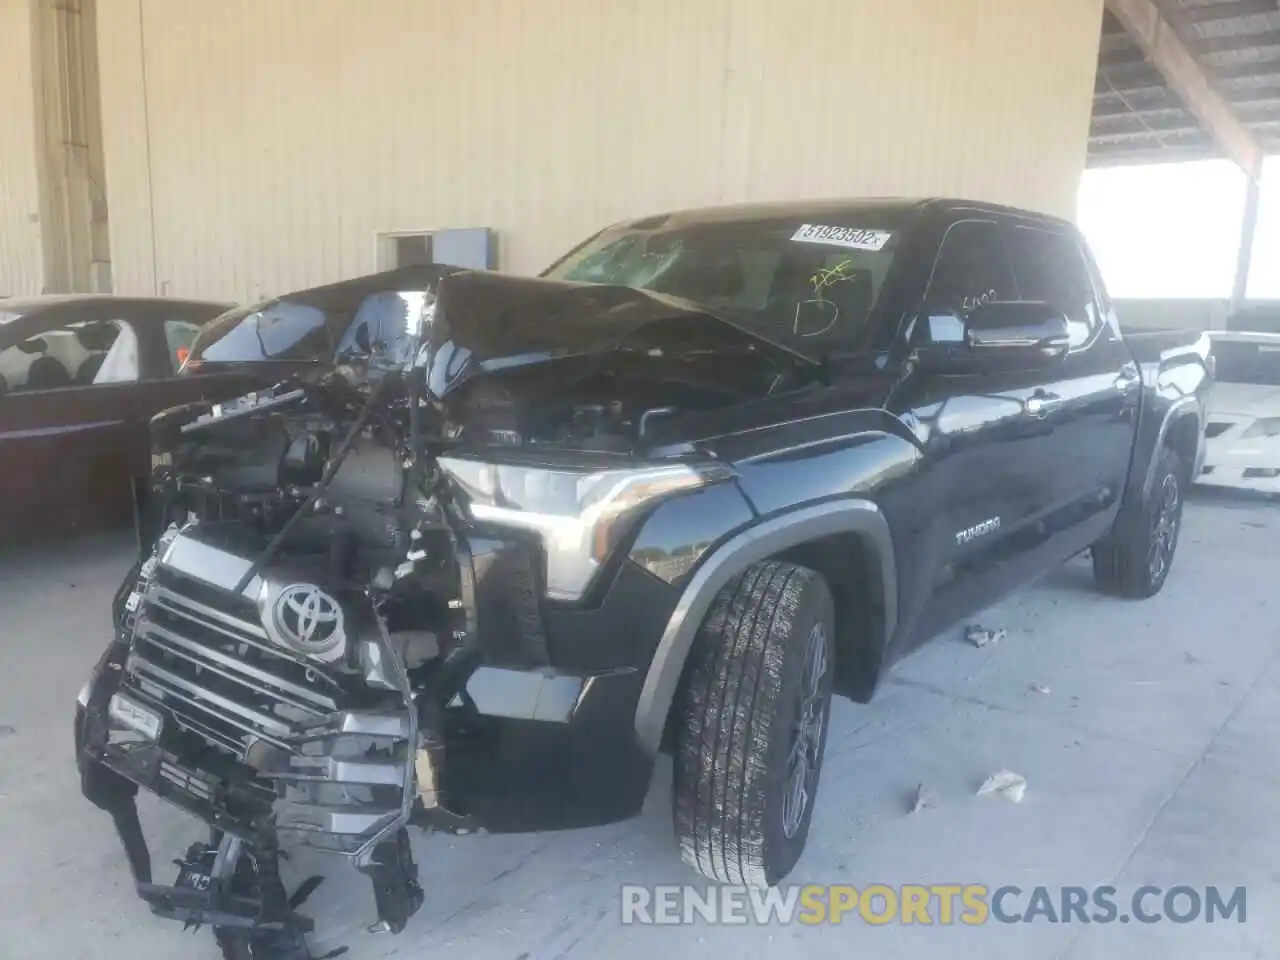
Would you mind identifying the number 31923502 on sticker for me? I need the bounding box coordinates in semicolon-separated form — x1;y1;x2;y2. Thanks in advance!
791;224;893;251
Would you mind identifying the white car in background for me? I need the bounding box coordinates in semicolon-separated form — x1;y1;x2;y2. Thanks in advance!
1200;330;1280;494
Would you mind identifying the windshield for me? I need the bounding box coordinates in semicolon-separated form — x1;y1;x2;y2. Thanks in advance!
189;301;331;364
543;214;910;352
1212;338;1280;385
1227;308;1280;335
187;290;429;369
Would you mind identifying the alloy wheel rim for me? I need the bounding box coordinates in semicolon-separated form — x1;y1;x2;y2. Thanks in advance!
1148;472;1180;583
782;621;829;840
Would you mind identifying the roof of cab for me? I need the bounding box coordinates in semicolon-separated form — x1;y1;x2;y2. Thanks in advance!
613;197;1073;231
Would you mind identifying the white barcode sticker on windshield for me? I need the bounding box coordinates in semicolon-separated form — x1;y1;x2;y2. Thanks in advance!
791;224;892;251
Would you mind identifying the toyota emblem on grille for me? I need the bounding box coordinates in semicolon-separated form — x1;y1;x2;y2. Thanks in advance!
271;584;345;659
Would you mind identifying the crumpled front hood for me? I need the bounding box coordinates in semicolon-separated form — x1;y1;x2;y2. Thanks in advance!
423;271;813;399
162;265;813;437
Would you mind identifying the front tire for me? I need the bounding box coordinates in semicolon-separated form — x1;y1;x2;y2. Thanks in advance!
672;561;835;887
1093;446;1185;598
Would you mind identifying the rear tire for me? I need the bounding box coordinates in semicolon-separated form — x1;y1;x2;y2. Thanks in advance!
672;560;835;887
1093;446;1185;598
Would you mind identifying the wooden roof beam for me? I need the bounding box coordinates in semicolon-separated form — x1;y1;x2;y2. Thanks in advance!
1177;0;1280;25
1105;0;1266;176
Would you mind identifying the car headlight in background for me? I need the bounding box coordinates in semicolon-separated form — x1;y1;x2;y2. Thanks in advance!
1242;418;1280;439
439;457;733;601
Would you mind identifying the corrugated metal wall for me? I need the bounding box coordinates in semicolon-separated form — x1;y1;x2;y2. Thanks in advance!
96;0;1105;303
0;0;44;297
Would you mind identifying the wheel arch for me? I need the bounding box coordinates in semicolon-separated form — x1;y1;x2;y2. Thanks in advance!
633;499;896;755
1143;397;1203;499
1163;409;1203;483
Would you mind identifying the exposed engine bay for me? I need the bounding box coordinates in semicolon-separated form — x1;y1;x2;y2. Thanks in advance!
448;351;780;452
74;265;805;957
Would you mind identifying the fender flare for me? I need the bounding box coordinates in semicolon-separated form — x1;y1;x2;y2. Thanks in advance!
1142;396;1204;500
633;499;896;755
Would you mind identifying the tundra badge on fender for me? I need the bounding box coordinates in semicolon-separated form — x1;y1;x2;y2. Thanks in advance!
956;517;1001;545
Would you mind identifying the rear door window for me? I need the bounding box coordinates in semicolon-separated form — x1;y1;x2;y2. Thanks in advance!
0;318;134;393
92;321;140;383
1007;226;1101;349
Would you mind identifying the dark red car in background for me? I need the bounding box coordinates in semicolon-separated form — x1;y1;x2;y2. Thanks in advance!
0;295;257;545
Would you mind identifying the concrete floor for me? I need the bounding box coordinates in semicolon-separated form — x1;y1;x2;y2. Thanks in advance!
1;495;1277;959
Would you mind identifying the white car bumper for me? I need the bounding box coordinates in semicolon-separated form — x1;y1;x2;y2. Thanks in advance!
1199;415;1280;493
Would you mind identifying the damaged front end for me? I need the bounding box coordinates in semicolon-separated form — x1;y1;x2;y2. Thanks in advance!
77;519;432;944
74;265;799;954
74;270;459;954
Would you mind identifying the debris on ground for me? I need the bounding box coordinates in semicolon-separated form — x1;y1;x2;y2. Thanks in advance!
965;624;1006;648
909;782;937;814
977;770;1027;803
1030;683;1051;695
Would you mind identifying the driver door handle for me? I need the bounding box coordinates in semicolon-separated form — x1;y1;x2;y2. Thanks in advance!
1026;391;1062;419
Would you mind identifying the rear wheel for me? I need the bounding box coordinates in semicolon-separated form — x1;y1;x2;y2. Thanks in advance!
672;560;835;887
1093;446;1185;598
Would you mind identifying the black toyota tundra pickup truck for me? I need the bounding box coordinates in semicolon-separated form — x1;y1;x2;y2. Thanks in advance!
74;198;1210;957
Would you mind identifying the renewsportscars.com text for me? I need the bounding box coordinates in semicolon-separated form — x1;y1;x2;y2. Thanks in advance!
620;884;1246;926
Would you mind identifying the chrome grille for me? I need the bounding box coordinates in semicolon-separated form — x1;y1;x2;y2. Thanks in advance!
113;534;415;855
124;575;338;756
159;760;214;802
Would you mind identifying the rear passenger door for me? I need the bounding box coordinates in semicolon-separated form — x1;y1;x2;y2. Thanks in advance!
1005;222;1137;554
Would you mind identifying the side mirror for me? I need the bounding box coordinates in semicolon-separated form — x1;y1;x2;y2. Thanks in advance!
918;302;1069;372
966;301;1070;359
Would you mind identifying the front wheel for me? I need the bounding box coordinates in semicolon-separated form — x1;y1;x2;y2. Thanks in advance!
672;561;835;887
1093;446;1185;598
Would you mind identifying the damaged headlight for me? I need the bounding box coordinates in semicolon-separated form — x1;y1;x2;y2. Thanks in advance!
439;458;732;601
